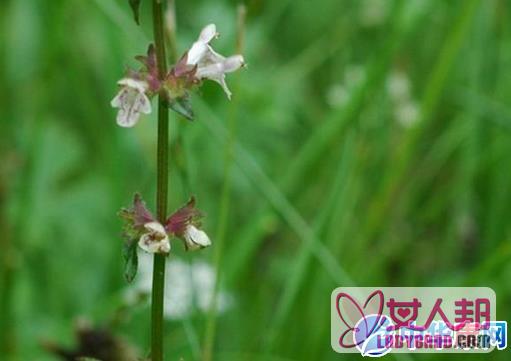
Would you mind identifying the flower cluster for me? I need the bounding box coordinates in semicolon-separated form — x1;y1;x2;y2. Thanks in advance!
119;194;211;256
111;24;245;127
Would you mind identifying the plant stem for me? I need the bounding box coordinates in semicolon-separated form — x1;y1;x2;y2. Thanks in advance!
151;1;169;360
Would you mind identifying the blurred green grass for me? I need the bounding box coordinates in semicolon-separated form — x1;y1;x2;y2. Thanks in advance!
1;0;511;360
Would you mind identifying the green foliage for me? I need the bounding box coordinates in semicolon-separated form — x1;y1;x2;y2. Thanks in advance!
128;0;142;25
168;95;194;121
122;239;138;283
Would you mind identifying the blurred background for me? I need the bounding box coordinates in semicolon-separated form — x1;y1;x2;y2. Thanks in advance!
1;0;510;360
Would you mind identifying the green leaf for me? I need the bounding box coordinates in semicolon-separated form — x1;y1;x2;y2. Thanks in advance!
128;0;142;25
123;240;138;283
169;96;194;120
77;358;102;361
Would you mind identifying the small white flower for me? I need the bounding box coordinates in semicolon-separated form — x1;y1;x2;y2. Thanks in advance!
186;24;245;99
182;224;211;250
138;221;170;254
111;78;152;128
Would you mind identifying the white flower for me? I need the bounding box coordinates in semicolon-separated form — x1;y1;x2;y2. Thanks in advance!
182;224;211;250
186;24;245;99
111;78;152;128
138;221;171;254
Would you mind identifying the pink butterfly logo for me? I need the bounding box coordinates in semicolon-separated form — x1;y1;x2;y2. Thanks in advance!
335;290;385;348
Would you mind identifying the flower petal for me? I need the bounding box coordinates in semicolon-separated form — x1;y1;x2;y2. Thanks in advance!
196;71;232;99
144;222;166;235
194;55;244;99
223;55;245;73
198;24;217;43
138;222;171;254
139;234;171;253
187;42;208;65
196;55;244;77
116;110;138;127
195;62;225;79
110;88;125;108
112;78;152;127
115;89;152;127
200;45;225;66
186;24;219;65
133;193;155;228
183;225;211;250
214;75;232;100
164;197;200;235
118;78;148;92
138;92;152;114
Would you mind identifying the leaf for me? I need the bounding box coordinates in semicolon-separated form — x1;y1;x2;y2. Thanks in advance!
123;239;138;283
128;0;142;25
77;358;102;361
168;95;194;120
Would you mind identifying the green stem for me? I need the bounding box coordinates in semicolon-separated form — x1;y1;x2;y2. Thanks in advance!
151;1;169;360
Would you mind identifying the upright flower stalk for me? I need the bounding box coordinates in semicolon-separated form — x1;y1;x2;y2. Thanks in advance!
151;1;168;359
114;1;244;359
